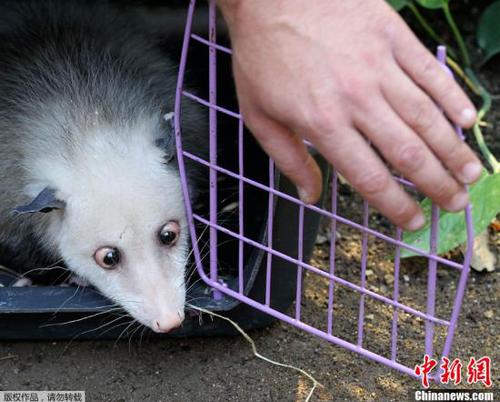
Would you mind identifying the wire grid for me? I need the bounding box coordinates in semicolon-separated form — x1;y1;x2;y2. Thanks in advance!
175;0;474;378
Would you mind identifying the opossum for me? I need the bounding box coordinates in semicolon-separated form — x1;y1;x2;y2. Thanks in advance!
0;0;206;333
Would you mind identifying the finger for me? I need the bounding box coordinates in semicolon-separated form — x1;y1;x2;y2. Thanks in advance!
354;96;469;212
390;20;476;128
305;123;424;231
244;112;323;204
382;65;483;184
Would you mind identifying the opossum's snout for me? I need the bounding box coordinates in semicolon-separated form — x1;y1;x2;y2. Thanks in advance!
86;232;188;333
152;310;185;334
131;262;187;333
95;224;188;333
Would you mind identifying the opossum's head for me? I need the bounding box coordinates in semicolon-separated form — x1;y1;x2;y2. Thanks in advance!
22;120;190;333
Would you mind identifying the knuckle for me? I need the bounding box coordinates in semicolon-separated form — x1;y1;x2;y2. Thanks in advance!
305;106;337;136
408;100;438;132
444;137;466;160
431;180;454;202
353;169;390;196
391;202;417;224
436;76;456;98
394;143;426;172
342;76;372;106
283;154;309;177
418;56;438;81
382;19;398;40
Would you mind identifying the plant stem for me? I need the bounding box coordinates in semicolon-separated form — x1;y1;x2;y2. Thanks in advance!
408;3;458;60
442;3;471;67
446;57;481;95
466;68;499;172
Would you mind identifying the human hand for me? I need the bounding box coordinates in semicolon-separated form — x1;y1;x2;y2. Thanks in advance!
217;0;483;231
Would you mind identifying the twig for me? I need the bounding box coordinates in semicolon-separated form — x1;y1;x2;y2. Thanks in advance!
445;57;481;95
465;69;500;173
408;4;458;60
0;355;16;361
187;303;322;402
443;3;471;67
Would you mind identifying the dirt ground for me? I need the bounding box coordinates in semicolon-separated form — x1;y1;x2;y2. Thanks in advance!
0;223;497;402
0;2;499;402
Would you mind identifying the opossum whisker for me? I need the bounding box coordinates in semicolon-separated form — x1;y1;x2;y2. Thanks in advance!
53;284;83;314
0;265;22;278
108;311;130;318
184;238;228;285
96;320;132;338
50;269;73;286
184;244;211;285
18;263;66;277
128;323;144;351
182;223;211;266
39;307;124;328
183;228;213;285
184;296;207;308
128;321;144;347
185;296;206;303
127;322;144;353
97;318;135;340
185;277;205;294
113;319;137;345
184;226;243;279
62;314;127;355
109;296;143;306
138;325;148;349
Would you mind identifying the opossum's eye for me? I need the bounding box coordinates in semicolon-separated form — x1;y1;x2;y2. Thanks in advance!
159;221;180;247
94;247;120;269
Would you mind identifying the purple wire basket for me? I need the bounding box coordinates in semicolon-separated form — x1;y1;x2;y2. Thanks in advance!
175;0;474;380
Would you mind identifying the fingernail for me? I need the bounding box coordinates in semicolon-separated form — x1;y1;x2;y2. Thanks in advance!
460;162;482;183
447;191;469;212
405;213;425;231
460;108;476;126
298;187;312;204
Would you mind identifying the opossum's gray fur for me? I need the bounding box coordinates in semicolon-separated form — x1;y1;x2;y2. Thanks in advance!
0;0;205;276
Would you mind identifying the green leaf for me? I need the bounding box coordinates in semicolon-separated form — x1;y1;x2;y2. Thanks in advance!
387;0;411;11
477;0;500;64
415;0;448;9
402;171;500;258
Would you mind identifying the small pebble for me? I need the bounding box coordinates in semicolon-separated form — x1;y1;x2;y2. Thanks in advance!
365;269;375;277
403;275;410;283
315;234;329;245
483;310;494;319
384;274;394;286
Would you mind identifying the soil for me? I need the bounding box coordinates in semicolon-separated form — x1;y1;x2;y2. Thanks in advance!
0;2;498;402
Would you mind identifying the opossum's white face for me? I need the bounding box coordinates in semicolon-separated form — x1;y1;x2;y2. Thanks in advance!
39;126;189;333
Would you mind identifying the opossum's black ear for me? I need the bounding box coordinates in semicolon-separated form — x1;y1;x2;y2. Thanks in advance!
155;112;176;163
13;187;65;215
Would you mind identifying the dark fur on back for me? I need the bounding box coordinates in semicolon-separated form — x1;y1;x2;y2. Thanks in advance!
0;0;206;277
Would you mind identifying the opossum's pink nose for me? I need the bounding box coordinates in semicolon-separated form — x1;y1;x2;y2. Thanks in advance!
152;316;182;334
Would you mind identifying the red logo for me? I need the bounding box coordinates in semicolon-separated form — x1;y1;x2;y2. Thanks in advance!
440;357;463;385
414;354;438;388
415;355;492;388
467;356;492;387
